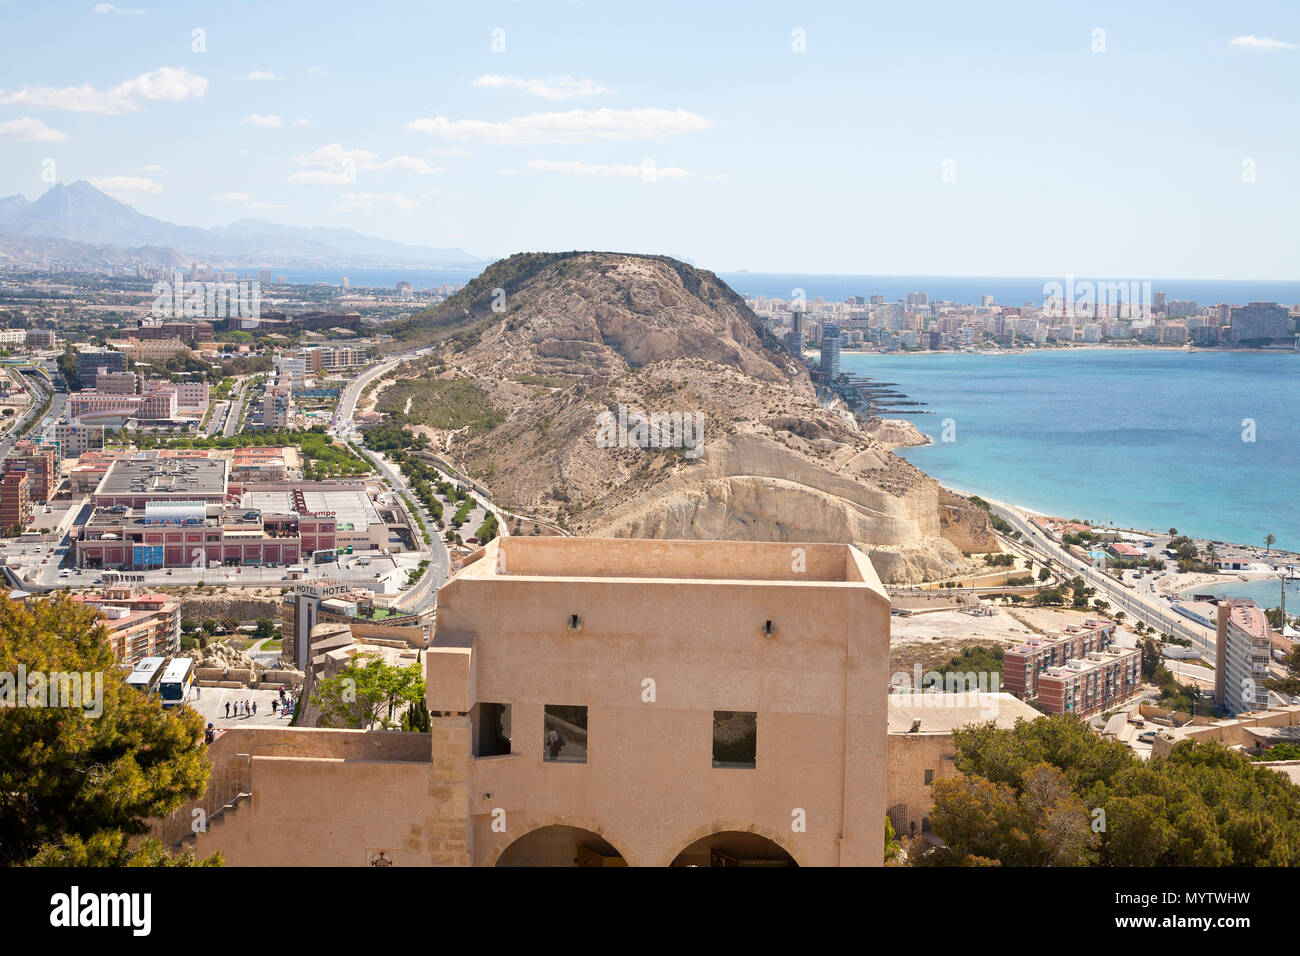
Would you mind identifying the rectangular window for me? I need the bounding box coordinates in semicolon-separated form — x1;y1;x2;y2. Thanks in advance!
712;710;757;769
924;769;935;785
471;702;511;758
543;704;587;764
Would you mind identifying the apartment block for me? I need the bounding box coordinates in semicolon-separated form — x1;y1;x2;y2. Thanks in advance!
72;587;181;664
40;421;105;461
0;471;32;532
1002;619;1117;699
2;440;57;502
1035;647;1142;718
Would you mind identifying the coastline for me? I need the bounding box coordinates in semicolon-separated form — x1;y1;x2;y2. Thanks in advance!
839;343;1297;358
940;481;1298;597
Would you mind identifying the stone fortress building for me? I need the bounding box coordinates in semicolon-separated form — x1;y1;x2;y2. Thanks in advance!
171;536;899;866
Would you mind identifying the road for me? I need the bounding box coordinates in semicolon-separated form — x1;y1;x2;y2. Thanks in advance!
987;498;1217;656
0;362;61;458
328;347;450;612
222;378;254;437
333;351;423;427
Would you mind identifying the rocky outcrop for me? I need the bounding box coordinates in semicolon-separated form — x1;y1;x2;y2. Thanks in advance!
862;417;932;449
388;252;993;583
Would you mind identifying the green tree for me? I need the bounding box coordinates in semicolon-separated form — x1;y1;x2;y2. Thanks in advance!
312;654;425;729
923;715;1300;867
884;816;902;864
0;596;216;866
402;695;431;733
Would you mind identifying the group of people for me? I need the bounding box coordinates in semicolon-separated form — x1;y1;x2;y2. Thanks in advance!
224;699;258;719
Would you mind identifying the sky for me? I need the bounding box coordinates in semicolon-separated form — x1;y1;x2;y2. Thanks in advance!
0;0;1297;278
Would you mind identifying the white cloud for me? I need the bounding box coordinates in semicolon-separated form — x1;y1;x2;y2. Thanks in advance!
336;192;417;213
0;66;207;114
286;169;352;185
1229;35;1297;50
527;158;695;181
292;117;311;127
0;116;69;142
215;192;253;202
473;74;609;99
406;107;713;144
428;147;469;157
244;70;278;81
242;113;283;128
287;144;441;183
93;3;145;14
90;175;162;195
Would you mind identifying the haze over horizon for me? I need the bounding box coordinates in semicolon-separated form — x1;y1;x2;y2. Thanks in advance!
0;1;1297;278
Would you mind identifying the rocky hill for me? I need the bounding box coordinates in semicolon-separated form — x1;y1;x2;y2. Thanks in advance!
380;252;994;582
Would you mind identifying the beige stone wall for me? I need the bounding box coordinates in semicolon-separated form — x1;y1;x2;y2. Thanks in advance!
432;537;890;867
158;728;439;866
1153;705;1300;758
885;733;957;838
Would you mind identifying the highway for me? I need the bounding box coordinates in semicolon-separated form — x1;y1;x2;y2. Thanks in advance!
987;498;1217;656
329;347;450;612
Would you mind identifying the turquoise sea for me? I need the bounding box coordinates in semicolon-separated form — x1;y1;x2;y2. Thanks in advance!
841;349;1300;553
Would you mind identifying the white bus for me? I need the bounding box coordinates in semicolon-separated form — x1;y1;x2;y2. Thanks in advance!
158;657;196;708
125;657;167;697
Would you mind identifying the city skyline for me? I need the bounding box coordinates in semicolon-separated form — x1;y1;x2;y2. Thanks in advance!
0;1;1296;278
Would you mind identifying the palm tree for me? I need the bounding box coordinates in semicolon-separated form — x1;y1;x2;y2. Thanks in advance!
1266;534;1276;554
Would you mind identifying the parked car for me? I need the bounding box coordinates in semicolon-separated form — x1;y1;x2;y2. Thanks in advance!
1137;730;1157;743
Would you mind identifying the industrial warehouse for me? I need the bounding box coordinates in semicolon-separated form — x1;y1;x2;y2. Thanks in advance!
75;453;416;570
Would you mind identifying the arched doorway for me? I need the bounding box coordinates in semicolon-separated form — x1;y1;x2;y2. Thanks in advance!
495;825;627;867
670;830;798;867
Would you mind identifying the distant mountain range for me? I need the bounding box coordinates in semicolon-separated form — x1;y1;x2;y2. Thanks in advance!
0;181;491;269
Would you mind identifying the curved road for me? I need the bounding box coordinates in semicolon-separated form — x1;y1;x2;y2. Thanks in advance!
987;497;1217;656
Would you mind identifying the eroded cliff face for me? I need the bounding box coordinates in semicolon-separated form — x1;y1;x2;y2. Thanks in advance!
391;252;995;583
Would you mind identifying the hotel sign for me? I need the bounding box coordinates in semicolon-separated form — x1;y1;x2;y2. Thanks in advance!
294;582;349;599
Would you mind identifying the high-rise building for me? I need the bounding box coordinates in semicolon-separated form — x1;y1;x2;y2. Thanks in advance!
1230;302;1290;343
820;323;841;379
0;471;31;533
785;309;805;355
1152;291;1167;314
981;294;995;308
1215;599;1274;714
3;440;56;503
